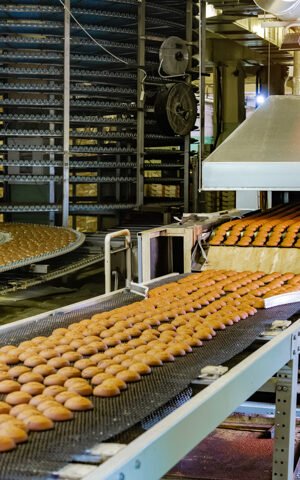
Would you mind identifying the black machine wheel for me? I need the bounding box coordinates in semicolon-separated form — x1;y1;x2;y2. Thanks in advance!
155;83;197;136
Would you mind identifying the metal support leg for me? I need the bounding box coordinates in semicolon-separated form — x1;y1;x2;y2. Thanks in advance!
137;233;143;283
273;353;298;479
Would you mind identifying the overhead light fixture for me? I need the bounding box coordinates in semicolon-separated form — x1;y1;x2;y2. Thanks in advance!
256;94;266;106
206;4;222;18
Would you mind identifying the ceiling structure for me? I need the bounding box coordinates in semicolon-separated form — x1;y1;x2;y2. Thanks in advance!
206;0;294;66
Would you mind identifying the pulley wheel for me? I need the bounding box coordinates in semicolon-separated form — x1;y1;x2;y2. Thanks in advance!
155;83;197;136
159;36;189;76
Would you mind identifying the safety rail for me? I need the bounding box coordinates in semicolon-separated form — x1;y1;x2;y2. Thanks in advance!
104;229;132;294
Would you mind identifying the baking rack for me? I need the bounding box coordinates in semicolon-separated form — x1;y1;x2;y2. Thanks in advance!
0;0;197;227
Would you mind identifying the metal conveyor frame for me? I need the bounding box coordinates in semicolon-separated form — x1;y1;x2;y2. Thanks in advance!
83;318;300;480
0;284;298;479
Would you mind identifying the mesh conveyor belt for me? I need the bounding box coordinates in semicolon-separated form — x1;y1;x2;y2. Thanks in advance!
0;204;137;213
0;160;183;169
0;131;177;141
0;275;299;479
0;227;85;274
0;146;136;154
0;99;135;109
0;175;137;184
0;36;148;52
0;160;138;168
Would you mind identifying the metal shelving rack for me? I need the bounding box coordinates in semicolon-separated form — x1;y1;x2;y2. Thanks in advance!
0;1;198;228
143;0;198;211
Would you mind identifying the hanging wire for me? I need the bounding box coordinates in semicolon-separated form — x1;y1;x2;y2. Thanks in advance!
139;68;147;101
58;0;129;65
158;59;187;79
58;1;148;96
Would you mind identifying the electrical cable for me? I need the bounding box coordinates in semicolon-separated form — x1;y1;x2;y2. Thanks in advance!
58;1;148;102
58;0;128;65
139;68;147;101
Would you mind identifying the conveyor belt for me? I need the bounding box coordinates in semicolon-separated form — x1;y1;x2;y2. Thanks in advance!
0;204;137;213
0;130;179;143
0;146;136;154
0;277;299;479
0;160;183;169
0;176;137;185
0;225;85;274
0;36;149;54
0;250;107;297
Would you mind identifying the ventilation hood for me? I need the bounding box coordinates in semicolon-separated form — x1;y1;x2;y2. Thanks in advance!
202;95;300;191
254;0;300;21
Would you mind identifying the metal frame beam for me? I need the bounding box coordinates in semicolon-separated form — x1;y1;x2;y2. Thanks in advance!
272;357;298;479
62;0;70;226
136;0;146;208
0;280;298;479
184;0;193;212
198;0;206;198
83;319;300;480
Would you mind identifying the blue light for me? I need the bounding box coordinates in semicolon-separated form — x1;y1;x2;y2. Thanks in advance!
256;94;266;105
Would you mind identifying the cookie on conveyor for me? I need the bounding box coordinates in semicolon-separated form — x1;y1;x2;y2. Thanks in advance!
0;434;16;452
24;414;54;431
64;396;94;411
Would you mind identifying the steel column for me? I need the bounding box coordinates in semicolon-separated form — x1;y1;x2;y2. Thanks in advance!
293;51;300;100
136;0;146;207
272;347;298;479
184;0;193;212
62;0;70;227
49;80;56;225
197;0;206;200
184;135;190;212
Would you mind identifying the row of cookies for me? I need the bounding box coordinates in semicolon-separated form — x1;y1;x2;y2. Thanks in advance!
210;204;300;247
0;224;77;266
0;269;299;452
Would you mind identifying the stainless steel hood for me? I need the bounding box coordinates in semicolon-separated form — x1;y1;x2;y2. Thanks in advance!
202;95;300;191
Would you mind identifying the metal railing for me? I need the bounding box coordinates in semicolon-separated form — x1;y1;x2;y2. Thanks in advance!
104;229;132;294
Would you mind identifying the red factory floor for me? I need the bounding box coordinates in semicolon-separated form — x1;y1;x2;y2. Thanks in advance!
164;427;276;480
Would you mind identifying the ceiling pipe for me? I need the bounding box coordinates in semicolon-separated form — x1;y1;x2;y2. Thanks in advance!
254;0;300;21
293;50;300;93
